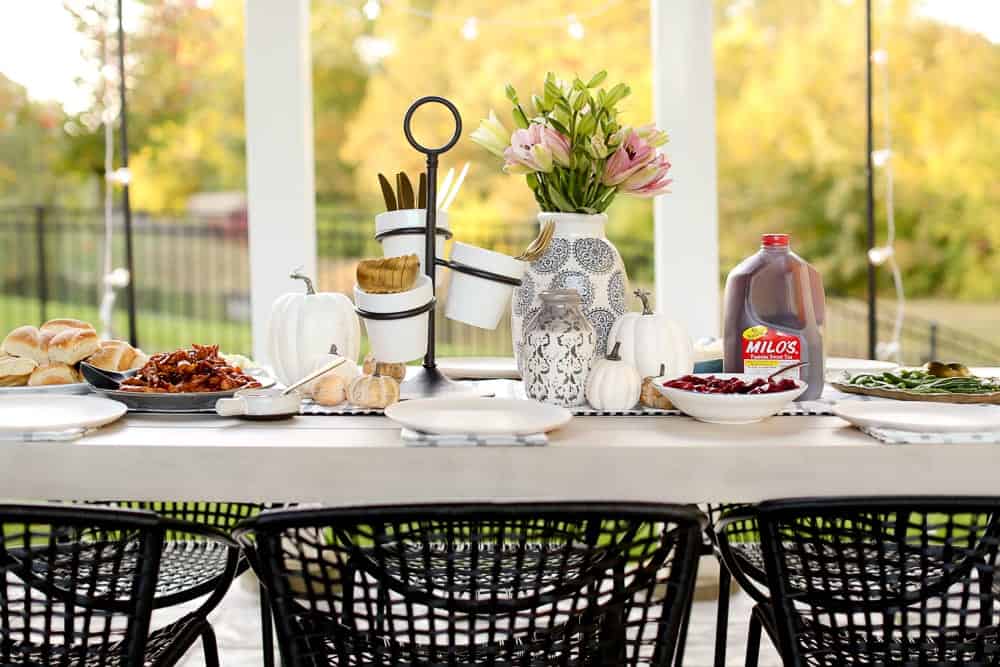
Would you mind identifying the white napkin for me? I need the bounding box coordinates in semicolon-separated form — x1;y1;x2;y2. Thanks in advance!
860;427;1000;445
401;428;547;447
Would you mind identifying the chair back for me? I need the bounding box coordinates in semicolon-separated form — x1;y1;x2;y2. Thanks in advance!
0;503;164;666
756;497;1000;666
236;502;705;666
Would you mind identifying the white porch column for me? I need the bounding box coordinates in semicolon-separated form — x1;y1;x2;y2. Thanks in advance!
651;0;720;337
244;0;316;362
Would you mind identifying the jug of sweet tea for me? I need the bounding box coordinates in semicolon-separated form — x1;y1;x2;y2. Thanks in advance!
723;233;825;400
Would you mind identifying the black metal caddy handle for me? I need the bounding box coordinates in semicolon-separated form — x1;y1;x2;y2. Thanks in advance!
355;96;522;370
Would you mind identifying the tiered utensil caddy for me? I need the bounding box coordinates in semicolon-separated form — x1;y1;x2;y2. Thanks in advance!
355;97;524;399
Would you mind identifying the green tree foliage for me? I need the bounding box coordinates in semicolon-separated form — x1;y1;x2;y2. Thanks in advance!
1;0;996;299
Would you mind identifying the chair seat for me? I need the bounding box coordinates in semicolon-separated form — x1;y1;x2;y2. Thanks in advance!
0;611;207;667
375;542;604;597
15;540;236;609
754;603;1000;666
289;614;614;666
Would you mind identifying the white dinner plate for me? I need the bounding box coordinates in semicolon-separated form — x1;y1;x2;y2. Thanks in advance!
0;395;127;433
0;382;91;395
833;401;1000;433
437;357;520;380
385;398;572;435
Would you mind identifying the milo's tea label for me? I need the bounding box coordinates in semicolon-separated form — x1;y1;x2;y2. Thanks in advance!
741;325;801;376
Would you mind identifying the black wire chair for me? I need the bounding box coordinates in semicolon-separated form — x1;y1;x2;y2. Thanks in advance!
719;497;1000;667
0;502;237;666
234;502;706;666
83;501;283;665
702;503;770;666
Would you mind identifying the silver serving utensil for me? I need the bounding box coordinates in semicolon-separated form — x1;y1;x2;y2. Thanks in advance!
435;167;455;208
80;362;138;389
282;357;349;396
768;361;809;382
440;162;469;211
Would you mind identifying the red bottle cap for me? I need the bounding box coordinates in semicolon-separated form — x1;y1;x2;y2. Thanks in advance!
761;233;790;247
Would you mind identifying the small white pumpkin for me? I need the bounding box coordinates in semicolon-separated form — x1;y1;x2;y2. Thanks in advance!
347;370;400;409
608;289;694;379
267;270;361;386
313;374;348;407
304;345;361;397
586;341;641;411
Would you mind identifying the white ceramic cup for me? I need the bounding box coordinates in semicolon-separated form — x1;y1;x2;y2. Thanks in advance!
375;209;449;280
355;274;433;363
215;387;301;418
445;242;526;330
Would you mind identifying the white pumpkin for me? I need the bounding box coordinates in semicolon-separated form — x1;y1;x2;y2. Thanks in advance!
586;342;641;411
608;289;694;378
267;270;361;386
347;371;400;409
303;345;361;397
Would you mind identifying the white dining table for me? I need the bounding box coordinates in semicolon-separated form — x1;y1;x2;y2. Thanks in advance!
1;400;997;504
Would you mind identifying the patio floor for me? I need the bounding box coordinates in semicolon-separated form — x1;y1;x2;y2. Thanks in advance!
172;571;783;667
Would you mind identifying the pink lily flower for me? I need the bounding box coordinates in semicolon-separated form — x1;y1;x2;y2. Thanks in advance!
540;125;572;167
503;124;568;174
620;153;672;197
601;129;657;186
633;123;670;148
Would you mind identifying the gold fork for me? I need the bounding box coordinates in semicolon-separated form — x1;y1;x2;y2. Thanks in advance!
515;221;555;261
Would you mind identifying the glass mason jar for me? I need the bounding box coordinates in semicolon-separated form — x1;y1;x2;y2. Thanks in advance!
521;289;596;407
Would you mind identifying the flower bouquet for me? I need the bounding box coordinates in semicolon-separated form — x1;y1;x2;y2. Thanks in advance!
471;71;672;214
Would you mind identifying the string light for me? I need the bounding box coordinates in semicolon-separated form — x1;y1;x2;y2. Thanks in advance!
870;0;904;363
461;17;478;41
106;167;132;186
567;14;585;40
362;0;381;21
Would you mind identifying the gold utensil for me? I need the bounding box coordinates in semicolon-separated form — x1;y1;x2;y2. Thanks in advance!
377;173;397;211
417;173;427;208
397;172;415;209
515;221;555;261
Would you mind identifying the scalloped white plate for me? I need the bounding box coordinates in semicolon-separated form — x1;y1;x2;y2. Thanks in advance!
0;395;126;433
833;401;1000;433
385;398;571;435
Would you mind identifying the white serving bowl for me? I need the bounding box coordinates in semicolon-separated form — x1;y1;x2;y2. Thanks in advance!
354;275;433;363
653;373;807;424
375;209;450;280
445;242;526;330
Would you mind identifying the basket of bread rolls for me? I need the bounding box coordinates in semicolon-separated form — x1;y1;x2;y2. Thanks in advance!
0;318;146;390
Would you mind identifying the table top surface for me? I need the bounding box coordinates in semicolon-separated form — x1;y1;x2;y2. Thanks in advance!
2;399;999;504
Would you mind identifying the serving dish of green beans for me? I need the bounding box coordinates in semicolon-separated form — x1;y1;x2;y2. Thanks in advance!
833;366;1000;404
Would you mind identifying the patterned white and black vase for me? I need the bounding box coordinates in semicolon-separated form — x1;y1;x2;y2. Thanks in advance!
513;212;629;370
522;289;596;407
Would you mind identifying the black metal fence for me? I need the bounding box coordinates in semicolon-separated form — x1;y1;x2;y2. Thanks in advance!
1;205;998;365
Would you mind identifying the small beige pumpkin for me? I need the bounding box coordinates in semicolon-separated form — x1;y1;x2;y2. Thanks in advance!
362;353;406;382
585;341;641;411
313;374;348;406
640;364;674;410
348;370;400;408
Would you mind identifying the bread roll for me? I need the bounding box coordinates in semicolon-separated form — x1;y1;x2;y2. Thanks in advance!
40;318;95;336
0;353;38;377
0;373;29;387
28;363;80;386
86;340;138;371
48;328;100;365
2;326;48;364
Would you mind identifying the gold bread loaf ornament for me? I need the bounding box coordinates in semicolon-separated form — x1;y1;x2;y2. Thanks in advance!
356;255;420;294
